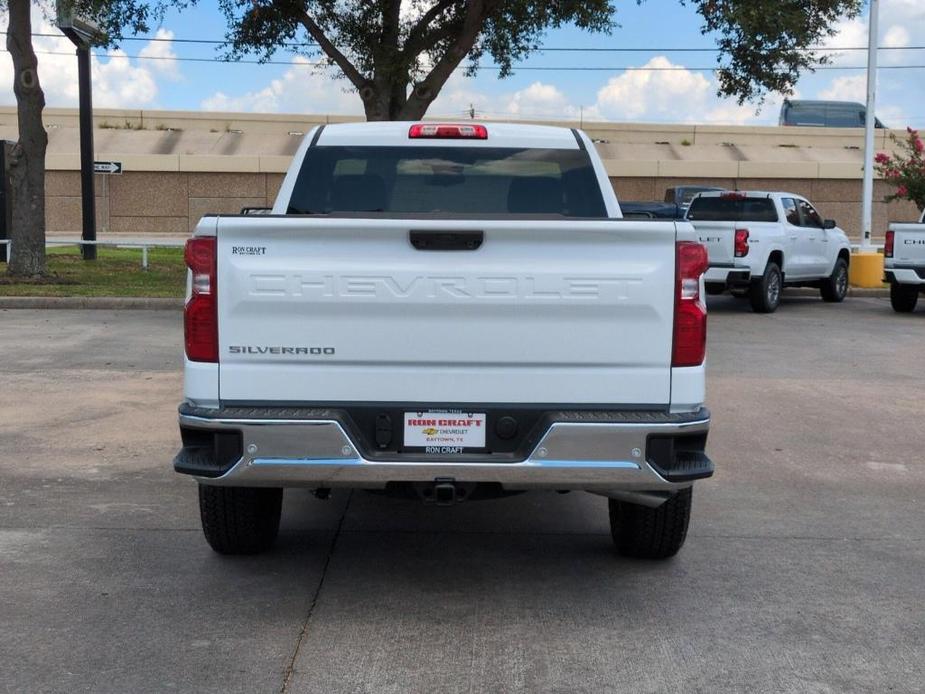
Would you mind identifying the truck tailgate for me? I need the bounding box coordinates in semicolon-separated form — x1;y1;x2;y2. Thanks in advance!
690;221;735;266
890;224;925;265
215;216;678;406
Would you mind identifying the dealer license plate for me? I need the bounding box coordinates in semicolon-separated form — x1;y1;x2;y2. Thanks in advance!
403;411;487;452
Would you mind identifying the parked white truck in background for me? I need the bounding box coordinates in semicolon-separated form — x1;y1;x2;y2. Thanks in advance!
884;209;925;312
686;191;852;313
174;121;713;560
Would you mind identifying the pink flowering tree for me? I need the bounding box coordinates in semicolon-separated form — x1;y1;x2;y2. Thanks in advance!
875;127;925;212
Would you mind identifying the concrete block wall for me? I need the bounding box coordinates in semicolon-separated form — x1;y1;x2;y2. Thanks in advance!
45;171;286;234
13;106;920;242
42;169;919;242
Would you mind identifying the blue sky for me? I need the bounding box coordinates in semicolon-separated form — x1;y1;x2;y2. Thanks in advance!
4;0;925;127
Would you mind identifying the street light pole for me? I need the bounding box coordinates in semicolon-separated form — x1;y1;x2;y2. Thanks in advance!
860;0;879;250
76;44;96;260
57;2;104;261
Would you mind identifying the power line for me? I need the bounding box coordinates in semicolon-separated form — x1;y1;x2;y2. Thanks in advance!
28;32;925;53
18;48;925;72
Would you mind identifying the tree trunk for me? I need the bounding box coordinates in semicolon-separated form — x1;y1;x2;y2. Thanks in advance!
6;0;48;277
360;76;413;122
397;95;432;121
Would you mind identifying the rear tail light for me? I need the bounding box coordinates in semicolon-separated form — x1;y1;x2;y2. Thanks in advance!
720;192;747;200
408;123;488;139
734;228;750;257
673;241;709;368
184;237;218;363
885;230;894;258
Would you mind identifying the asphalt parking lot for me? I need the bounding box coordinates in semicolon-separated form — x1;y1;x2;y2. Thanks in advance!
1;294;923;693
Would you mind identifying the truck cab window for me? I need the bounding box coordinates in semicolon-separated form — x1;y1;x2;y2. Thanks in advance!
288;146;607;217
798;200;824;228
782;198;801;226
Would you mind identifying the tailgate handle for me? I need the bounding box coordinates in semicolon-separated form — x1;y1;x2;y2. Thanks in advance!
410;230;483;251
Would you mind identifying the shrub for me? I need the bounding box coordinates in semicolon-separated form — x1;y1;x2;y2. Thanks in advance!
874;127;925;212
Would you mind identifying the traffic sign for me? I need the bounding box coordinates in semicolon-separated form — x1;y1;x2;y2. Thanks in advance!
94;161;122;175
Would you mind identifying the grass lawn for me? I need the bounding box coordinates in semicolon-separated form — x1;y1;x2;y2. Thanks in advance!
0;246;186;298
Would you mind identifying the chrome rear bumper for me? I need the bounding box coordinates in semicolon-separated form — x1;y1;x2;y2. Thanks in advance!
175;406;712;494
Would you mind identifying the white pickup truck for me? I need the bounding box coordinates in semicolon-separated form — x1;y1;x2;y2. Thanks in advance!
686;191;852;313
884;209;925;312
174;121;713;560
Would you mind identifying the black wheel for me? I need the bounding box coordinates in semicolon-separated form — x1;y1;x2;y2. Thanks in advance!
198;485;283;555
749;262;782;313
890;281;919;313
820;257;849;302
609;487;692;559
705;283;726;296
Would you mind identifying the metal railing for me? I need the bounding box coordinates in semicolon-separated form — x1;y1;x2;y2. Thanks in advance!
0;238;185;269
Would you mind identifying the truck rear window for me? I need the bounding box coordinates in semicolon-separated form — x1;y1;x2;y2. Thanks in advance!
686;197;778;222
287;146;607;217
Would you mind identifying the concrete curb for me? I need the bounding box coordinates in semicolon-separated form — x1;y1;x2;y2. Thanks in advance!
0;296;183;310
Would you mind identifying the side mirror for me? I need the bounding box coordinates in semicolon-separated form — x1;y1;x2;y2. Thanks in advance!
823;219;836;229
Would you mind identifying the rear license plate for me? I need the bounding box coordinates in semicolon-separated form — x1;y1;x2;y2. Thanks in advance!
403;411;487;451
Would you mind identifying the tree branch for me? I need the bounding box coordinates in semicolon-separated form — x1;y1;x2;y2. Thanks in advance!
402;18;459;62
403;0;496;116
295;9;368;92
402;0;457;57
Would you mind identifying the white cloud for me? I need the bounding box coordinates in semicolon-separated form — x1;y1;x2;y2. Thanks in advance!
883;25;910;49
137;29;181;81
581;56;781;125
200;55;785;126
807;0;924;126
201;57;362;114
819;74;867;102
429;77;582;120
593;56;712;121
502;82;577;119
0;9;182;108
821;0;925;67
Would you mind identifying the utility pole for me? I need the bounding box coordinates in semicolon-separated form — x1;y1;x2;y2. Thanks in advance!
56;2;105;261
860;0;879;250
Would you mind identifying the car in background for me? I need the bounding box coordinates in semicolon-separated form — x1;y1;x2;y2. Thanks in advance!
620;185;724;219
686;191;852;313
779;100;885;129
884;208;925;312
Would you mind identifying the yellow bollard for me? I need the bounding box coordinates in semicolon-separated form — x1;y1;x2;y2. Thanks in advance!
849;250;885;288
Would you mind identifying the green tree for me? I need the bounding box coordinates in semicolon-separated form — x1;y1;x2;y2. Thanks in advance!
214;0;863;122
2;0;156;277
693;0;864;104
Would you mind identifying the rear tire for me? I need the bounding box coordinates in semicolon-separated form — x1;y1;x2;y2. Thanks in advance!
199;485;283;555
820;257;849;303
890;281;919;313
749;262;782;313
609;488;692;559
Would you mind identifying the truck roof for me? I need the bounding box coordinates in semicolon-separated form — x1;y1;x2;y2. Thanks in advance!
315;121;582;149
693;190;804;200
